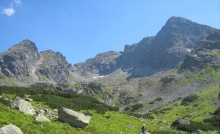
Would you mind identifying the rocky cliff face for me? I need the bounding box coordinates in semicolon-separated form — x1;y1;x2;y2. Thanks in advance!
37;50;72;84
0;41;76;85
147;16;215;67
74;51;122;76
178;30;220;72
123;17;216;78
0;40;40;80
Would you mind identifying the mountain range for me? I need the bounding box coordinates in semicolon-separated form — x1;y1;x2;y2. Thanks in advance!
0;16;219;113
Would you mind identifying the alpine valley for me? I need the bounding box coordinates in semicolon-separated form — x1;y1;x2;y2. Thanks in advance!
1;16;220;134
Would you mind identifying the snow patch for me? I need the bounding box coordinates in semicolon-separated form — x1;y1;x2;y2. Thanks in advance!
186;48;192;52
93;75;108;79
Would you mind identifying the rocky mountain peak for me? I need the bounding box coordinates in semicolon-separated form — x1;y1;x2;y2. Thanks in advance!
0;16;218;86
0;40;40;80
166;16;192;25
73;17;217;78
74;51;121;76
159;16;215;36
7;39;38;53
37;50;72;84
144;16;217;71
40;50;69;66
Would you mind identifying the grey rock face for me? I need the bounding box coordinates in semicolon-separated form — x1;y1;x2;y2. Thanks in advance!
38;50;71;84
126;17;216;78
0;124;23;134
0;40;40;80
179;30;220;72
148;16;215;66
58;108;92;128
10;96;35;115
0;41;76;85
74;51;121;76
119;37;154;75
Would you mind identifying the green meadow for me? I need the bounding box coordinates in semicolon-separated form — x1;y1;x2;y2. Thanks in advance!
0;85;220;133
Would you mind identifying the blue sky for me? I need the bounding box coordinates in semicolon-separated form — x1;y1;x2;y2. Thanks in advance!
0;0;220;64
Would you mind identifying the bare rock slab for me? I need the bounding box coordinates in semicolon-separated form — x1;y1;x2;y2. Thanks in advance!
10;96;35;115
58;108;92;128
0;124;23;134
35;113;50;122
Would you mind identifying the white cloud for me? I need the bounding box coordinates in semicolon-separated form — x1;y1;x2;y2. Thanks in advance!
3;7;15;16
1;0;21;17
14;0;22;5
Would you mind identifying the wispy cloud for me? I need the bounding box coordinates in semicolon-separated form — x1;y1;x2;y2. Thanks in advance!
3;7;15;17
1;0;21;17
14;0;22;5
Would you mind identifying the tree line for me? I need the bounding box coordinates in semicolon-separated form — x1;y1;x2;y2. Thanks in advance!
0;86;118;114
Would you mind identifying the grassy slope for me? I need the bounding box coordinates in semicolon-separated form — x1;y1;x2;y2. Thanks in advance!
0;103;86;134
1;83;220;133
0;102;149;134
152;84;220;126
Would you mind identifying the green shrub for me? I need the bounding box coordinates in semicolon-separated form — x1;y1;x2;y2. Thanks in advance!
213;107;220;116
149;101;154;104
149;130;179;134
181;94;198;105
0;97;10;106
124;106;130;111
130;103;143;111
154;97;163;101
173;120;216;132
204;115;220;127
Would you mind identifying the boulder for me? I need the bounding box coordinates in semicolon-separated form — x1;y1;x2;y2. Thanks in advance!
176;118;190;125
0;124;23;134
171;118;190;128
58;108;92;128
10;96;35;115
35;113;50;122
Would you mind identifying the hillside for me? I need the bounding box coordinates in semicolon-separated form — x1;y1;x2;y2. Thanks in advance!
1;85;220;133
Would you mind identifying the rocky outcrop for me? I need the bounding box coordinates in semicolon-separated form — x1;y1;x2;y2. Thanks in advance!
35;113;50;122
0;40;40;80
120;36;154;71
58;108;92;128
0;124;23;134
178;30;220;72
38;50;72;84
10;96;35;115
34;107;58;119
74;51;121;76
